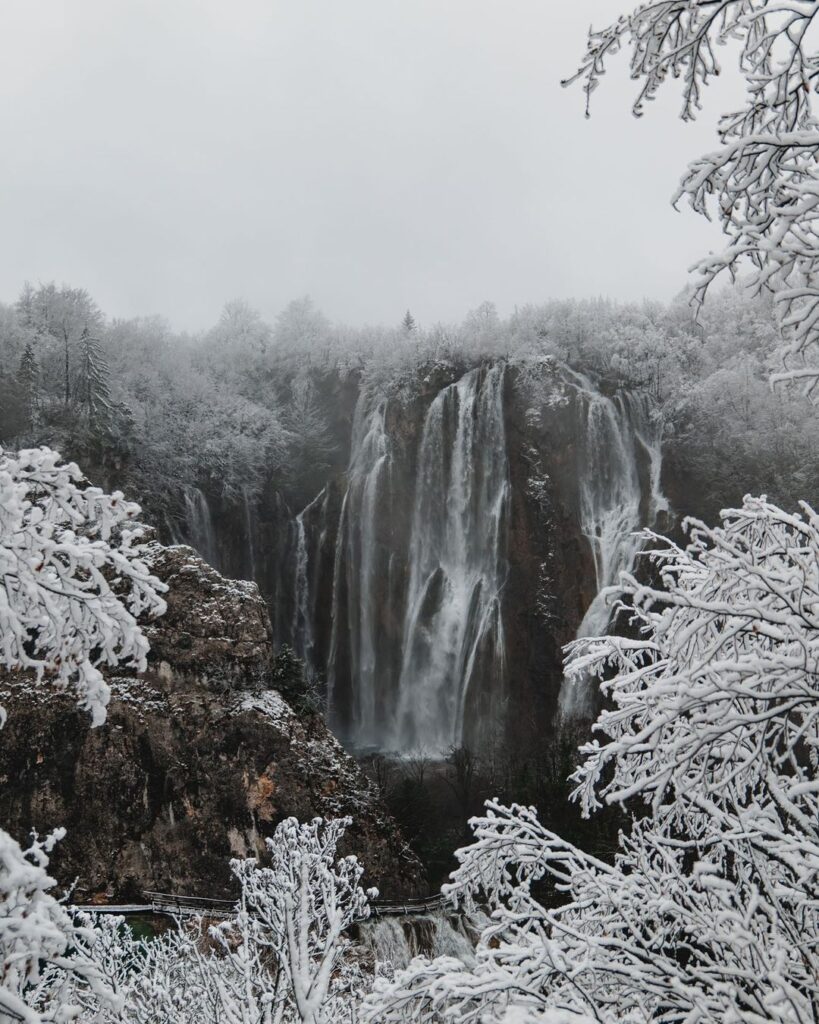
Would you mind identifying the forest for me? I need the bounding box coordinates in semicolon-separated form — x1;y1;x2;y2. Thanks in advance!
0;281;815;525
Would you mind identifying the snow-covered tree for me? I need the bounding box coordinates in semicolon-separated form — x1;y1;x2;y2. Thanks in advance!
54;817;373;1024
15;284;104;409
566;1;819;400
0;446;166;726
366;496;819;1023
0;446;166;1023
17;340;40;434
0;833;124;1024
76;328;113;433
231;816;376;1024
284;379;338;481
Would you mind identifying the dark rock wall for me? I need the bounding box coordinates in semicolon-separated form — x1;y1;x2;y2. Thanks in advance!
0;545;425;902
502;363;597;738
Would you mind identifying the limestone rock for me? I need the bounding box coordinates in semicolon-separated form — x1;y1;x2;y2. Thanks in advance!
0;544;425;902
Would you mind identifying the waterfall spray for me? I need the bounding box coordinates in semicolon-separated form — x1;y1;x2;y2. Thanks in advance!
392;363;510;754
560;371;667;717
359;912;480;971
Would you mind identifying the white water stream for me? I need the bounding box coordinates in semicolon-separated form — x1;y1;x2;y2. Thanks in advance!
391;364;509;753
559;370;667;717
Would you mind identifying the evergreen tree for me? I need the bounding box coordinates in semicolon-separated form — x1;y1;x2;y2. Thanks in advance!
17;338;39;432
402;309;416;333
76;328;112;432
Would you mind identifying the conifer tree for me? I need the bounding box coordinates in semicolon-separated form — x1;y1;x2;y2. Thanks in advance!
17;338;39;432
76;327;113;432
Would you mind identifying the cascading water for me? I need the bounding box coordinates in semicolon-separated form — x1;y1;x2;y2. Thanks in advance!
242;486;257;582
183;485;219;569
287;358;664;748
292;488;329;686
326;396;393;745
359;912;480;971
316;365;509;754
559;371;667;717
392;364;509;753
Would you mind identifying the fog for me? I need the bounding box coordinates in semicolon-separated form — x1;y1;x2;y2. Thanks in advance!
0;1;741;329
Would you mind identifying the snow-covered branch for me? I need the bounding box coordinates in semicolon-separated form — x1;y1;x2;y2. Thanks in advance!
232;816;376;1024
367;496;819;1023
0;447;167;1023
566;0;819;398
0;446;166;726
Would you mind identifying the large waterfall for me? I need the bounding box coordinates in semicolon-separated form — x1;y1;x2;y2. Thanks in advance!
293;365;509;755
285;359;666;751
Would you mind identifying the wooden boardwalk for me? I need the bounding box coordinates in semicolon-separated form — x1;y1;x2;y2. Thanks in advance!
78;890;448;920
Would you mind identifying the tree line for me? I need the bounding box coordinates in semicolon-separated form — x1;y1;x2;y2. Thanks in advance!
1;281;815;537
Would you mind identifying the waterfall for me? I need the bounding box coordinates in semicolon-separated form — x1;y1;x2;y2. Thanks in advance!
392;363;509;754
321;365;509;754
292;488;329;685
326;395;392;745
243;486;257;581
165;513;185;546
359;912;480;972
288;358;662;747
560;371;667;717
183;485;219;569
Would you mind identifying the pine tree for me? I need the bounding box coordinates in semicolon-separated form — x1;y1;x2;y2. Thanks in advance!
76;327;113;432
16;339;39;432
402;309;416;333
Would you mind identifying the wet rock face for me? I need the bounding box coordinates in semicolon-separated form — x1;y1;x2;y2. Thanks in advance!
0;545;425;902
142;542;273;685
501;361;602;739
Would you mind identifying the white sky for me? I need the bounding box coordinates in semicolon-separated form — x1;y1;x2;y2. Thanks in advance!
0;1;743;331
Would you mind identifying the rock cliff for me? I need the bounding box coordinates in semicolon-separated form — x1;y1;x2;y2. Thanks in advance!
0;544;425;902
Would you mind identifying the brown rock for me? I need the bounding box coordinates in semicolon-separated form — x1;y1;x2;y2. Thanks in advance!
0;544;425;902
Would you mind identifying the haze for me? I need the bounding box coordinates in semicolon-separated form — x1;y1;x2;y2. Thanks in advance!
0;1;740;330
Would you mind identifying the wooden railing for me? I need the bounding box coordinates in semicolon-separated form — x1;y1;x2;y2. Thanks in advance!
143;890;237;917
78;890;450;921
368;893;447;917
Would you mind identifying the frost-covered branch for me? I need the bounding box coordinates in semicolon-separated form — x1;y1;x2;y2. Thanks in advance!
0;833;121;1024
0;447;167;1023
0;446;166;725
231;816;376;1024
367;496;819;1023
566;0;819;398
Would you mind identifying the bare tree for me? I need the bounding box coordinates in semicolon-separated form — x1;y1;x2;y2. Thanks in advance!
565;1;819;400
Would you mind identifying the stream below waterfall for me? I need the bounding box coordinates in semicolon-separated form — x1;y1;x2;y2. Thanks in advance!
358;910;485;971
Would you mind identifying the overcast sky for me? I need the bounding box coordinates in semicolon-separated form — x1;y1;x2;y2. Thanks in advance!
0;1;742;331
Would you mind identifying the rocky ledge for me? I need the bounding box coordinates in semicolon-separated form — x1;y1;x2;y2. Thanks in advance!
0;544;425;902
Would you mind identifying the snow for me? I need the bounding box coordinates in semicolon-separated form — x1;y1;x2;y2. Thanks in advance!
236;689;296;730
0;446;166;727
